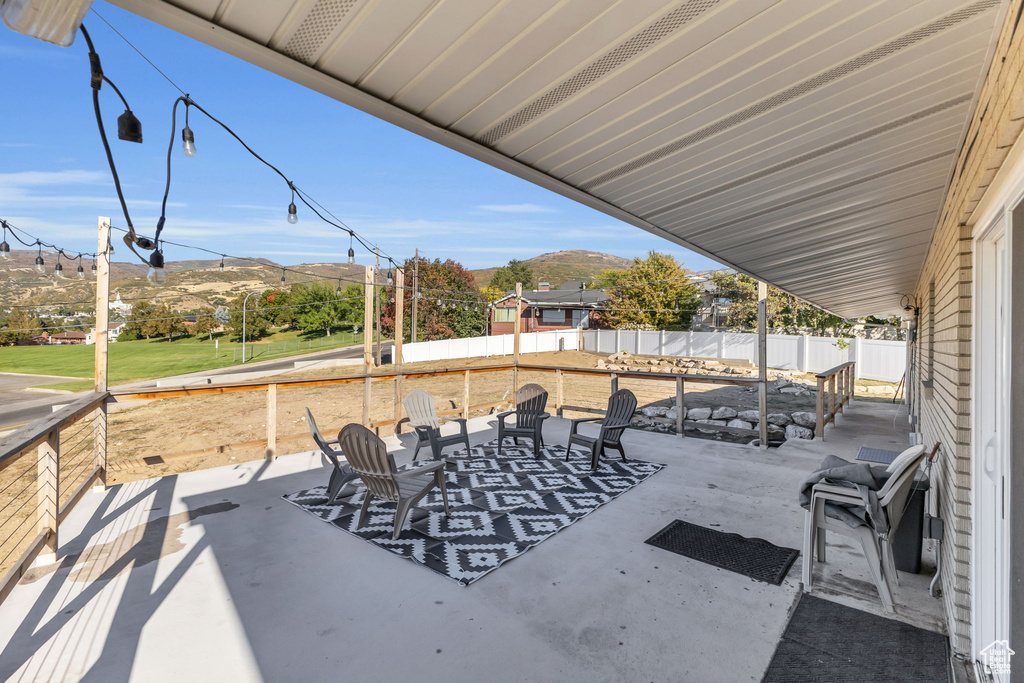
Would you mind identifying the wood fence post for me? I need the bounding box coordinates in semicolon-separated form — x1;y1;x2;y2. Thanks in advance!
610;373;618;394
93;403;107;487
816;376;825;441
363;266;374;427
393;268;404;435
463;371;470;419
37;430;59;555
675;376;685;438
266;384;277;460
829;374;836;422
556;369;563;417
757;281;769;449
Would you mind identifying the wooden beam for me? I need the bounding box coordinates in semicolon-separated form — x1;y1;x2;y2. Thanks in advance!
93;403;107;487
513;282;522;395
0;393;108;471
94;217;110;394
463;371;470;419
393;267;405;434
675;376;684;438
757;280;768;450
555;369;563;417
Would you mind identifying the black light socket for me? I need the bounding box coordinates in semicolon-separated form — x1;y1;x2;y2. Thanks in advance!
149;250;165;269
117;109;143;143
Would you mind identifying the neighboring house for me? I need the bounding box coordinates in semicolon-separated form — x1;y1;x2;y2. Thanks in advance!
86;322;125;345
108;293;132;316
48;331;87;345
489;281;609;335
689;273;732;330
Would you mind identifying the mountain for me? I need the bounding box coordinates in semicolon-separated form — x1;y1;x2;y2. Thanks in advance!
0;249;369;311
470;250;633;288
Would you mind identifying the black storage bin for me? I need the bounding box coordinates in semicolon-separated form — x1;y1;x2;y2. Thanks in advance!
891;478;929;574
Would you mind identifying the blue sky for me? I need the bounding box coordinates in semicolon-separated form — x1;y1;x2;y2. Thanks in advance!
0;2;720;272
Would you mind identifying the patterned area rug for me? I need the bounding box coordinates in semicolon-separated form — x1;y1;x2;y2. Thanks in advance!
283;438;664;585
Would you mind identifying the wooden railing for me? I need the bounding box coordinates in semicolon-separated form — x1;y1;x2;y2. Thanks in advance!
0;392;108;603
815;362;855;441
0;359;765;607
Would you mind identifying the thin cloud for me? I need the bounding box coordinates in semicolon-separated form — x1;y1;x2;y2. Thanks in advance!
479;203;556;214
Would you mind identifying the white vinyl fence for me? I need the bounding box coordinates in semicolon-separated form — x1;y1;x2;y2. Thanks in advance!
400;329;905;382
401;329;579;363
582;329;905;382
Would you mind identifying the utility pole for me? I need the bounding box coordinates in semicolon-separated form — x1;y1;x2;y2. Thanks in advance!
411;247;419;343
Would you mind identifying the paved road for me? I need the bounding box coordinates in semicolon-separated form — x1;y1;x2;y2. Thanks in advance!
0;342;393;433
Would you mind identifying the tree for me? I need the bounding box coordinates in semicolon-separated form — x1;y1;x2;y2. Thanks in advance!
292;282;362;336
262;288;295;327
591;268;629;289
148;304;187;341
383;258;486;341
490;259;535;292
122;299;156;340
0;309;43;345
602;251;702;330
709;272;849;335
193;308;219;341
228;292;271;342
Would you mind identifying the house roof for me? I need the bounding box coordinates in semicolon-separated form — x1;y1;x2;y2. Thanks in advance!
111;0;1008;317
495;288;609;307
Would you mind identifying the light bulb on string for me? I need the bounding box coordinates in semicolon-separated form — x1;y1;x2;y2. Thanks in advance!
91;259;97;277
181;102;196;157
219;255;225;272
347;233;355;264
336;281;342;296
34;243;45;274
280;269;286;287
54;255;64;278
147;249;166;285
77;263;85;279
0;222;9;260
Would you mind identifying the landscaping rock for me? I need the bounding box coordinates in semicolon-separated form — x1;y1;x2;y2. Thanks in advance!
767;413;792;426
780;386;808;395
727;419;753;430
711;406;738;420
792;411;816;428
785;424;814;440
687;407;712;420
737;409;760;422
665;408;682;421
768;425;786;438
641;406;669;417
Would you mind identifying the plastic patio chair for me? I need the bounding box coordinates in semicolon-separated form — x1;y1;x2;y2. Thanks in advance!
402;389;471;461
802;444;928;612
338;423;450;540
497;383;550;457
565;389;637;470
306;408;359;504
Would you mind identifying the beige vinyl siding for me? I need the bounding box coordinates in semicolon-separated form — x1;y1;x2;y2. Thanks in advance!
913;0;1024;656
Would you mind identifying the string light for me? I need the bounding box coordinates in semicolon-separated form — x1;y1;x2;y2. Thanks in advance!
34;243;45;273
219;255;225;271
287;185;298;225
0;221;9;260
181;100;196;157
77;261;85;278
146;245;166;284
280;268;286;287
54;253;64;278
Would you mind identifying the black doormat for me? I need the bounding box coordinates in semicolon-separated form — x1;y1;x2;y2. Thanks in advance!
762;594;949;682
644;519;798;585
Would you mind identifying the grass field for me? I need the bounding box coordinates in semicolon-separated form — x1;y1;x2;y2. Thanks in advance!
0;328;364;391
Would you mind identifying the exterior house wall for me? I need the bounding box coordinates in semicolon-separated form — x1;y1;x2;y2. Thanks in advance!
489;300;599;335
911;0;1024;657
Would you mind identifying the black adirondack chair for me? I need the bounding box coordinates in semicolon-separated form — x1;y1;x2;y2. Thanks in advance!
306;408;359;503
566;389;637;470
497;383;550;457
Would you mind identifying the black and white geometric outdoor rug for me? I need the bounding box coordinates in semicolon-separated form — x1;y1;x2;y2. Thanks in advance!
283;438;664;585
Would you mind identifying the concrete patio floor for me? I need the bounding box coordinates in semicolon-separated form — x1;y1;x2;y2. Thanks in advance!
0;399;944;682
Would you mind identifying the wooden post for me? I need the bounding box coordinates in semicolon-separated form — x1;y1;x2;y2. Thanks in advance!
837;366;845;415
675;376;685;438
94;217;111;394
611;373;619;394
94;217;111;487
847;365;855;404
816;376;826;441
757;281;768;449
555;369;563;417
513;282;522;395
411;249;419;343
374;248;382;366
829;374;836;422
363;266;374;427
266;384;277;460
463;371;470;419
393;267;405;434
37;430;59;555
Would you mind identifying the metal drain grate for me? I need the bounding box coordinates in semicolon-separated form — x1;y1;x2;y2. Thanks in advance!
645;519;798;585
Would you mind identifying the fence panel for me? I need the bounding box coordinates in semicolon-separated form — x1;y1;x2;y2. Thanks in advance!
857;339;906;382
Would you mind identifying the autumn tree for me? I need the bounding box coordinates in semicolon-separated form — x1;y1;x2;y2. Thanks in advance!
489;259;535;292
602;252;702;330
383;258;486;341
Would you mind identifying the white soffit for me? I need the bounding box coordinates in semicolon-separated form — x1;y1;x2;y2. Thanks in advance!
110;0;1008;317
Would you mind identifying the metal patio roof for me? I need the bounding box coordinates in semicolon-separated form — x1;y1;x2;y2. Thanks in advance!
111;0;1008;317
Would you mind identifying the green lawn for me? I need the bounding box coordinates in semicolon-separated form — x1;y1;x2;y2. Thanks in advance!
0;329;364;391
